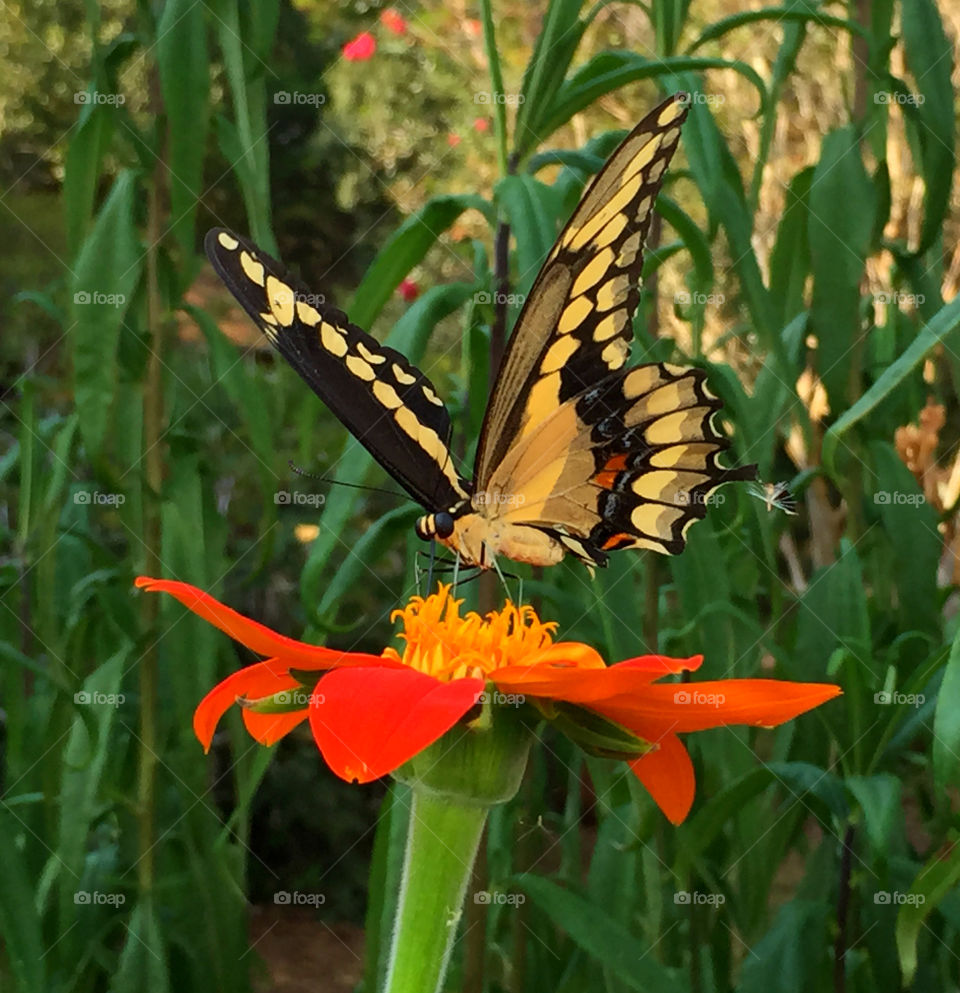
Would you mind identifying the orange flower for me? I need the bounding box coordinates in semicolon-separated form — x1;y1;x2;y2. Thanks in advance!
135;578;840;823
379;8;407;36
343;31;376;61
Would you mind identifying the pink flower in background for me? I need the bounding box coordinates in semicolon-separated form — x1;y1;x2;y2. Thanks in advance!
343;31;376;61
446;133;461;148
398;279;420;302
380;9;408;36
473;117;490;134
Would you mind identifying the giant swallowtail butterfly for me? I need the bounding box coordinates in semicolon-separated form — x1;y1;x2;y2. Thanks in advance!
206;92;756;570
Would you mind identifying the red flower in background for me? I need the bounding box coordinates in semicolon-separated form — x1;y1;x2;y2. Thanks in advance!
380;8;407;36
472;117;490;134
398;278;420;302
446;133;461;148
343;31;376;61
136;578;841;824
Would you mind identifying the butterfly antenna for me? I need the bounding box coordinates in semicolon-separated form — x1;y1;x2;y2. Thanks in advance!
287;460;405;499
426;539;437;595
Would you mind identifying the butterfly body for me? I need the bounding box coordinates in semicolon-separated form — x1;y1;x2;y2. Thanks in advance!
206;93;757;572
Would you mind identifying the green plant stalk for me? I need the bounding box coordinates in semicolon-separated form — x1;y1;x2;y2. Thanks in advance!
382;790;488;993
479;0;508;177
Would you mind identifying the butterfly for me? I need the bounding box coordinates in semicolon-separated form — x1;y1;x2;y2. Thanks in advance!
205;92;756;571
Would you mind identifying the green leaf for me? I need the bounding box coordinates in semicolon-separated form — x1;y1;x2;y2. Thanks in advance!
933;625;960;793
535;54;766;151
808;126;875;408
70;170;143;454
516;875;688;992
738;900;830;993
0;810;46;993
348;195;491;330
769;166;813;328
495;174;563;288
846;774;903;856
110;898;170;993
900;0;955;254
685;8;867;54
157;0;210;260
895;832;960;984
822;294;960;475
63;105;116;257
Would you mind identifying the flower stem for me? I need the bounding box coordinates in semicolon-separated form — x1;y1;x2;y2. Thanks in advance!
383;789;488;993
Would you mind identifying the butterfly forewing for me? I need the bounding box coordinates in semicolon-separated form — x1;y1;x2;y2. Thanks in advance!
204;228;469;510
475;92;690;486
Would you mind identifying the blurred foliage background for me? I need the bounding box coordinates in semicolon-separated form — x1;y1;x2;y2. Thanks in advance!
2;0;960;991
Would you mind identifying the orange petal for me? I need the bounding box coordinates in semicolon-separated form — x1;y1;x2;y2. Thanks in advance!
193;660;301;750
591;680;842;734
242;709;308;747
612;655;704;679
135;576;384;670
308;667;484;783
629;734;695;824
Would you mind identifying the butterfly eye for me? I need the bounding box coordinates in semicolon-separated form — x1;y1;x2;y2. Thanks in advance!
434;512;455;539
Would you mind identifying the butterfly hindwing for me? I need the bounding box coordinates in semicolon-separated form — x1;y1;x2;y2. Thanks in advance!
204;228;469;509
475;92;690;486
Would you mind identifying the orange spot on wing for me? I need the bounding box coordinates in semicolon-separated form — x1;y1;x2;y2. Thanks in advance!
602;533;634;550
604;453;629;472
595;471;618;489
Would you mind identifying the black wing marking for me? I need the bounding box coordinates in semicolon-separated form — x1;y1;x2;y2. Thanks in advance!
205;228;469;510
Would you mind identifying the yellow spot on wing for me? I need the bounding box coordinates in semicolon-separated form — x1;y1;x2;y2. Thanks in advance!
650;443;718;471
266;275;295;325
571;247;617;296
422;386;444;406
241;251;266;287
596;275;630;312
346;354;375;380
296;300;322;326
521;372;562;432
558;296;594;334
373;380;402;409
218;232;239;250
357;342;386;364
616;232;643;268
594;311;627;342
320;322;348;357
594;211;629;249
601;339;628;370
259;311;279;326
645;409;708;445
658;100;684;126
567;173;643;252
393;363;416;385
540;335;580;373
630;502;684;537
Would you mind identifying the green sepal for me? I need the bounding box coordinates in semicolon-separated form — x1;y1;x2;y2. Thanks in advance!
236;687;317;714
536;701;654;760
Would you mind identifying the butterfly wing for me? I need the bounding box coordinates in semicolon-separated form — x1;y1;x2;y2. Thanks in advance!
485;363;757;565
474;92;690;486
204;228;469;510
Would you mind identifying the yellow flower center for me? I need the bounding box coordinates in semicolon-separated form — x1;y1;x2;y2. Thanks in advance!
382;584;557;680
